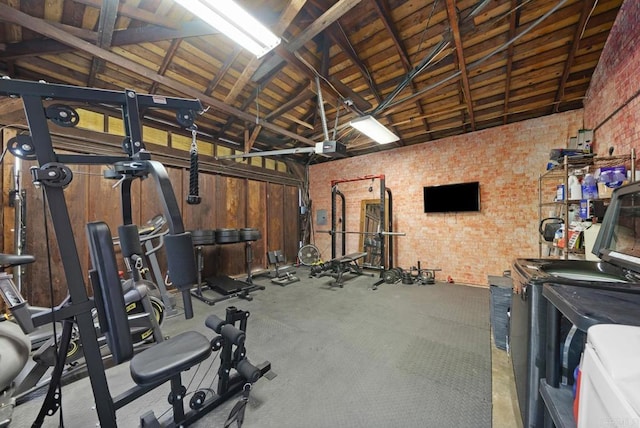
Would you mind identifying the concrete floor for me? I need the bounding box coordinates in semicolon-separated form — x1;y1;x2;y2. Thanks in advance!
491;334;523;428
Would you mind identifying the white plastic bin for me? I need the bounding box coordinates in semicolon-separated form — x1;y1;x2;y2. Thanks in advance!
578;324;640;428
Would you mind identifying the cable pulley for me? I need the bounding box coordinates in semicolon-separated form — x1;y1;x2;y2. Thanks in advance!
46;104;79;127
31;162;73;188
7;135;36;160
176;109;195;128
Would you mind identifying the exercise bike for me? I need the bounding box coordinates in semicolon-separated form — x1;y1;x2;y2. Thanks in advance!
0;319;30;428
0;252;165;402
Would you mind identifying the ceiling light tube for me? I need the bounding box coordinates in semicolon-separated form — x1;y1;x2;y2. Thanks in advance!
349;115;399;144
174;0;280;58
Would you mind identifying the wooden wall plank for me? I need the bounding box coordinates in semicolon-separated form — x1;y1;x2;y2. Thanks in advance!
247;179;267;270
267;182;285;259
283;185;299;262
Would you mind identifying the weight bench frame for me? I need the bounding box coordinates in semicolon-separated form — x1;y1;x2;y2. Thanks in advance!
267;250;299;286
314;252;372;287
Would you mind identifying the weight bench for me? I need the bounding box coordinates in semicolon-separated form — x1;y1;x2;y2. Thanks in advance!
267;250;299;286
83;221;269;427
310;252;372;288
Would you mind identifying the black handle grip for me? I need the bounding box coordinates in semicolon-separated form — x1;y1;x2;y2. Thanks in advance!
205;314;225;333
236;358;260;383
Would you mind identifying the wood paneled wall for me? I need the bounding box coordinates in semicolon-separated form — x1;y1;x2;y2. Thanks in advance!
1;129;300;307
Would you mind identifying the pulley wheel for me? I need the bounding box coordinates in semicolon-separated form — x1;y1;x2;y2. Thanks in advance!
7;135;37;160
46;104;80;127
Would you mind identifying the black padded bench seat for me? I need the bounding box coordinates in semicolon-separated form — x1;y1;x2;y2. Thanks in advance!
130;331;212;385
339;252;367;263
312;251;372;287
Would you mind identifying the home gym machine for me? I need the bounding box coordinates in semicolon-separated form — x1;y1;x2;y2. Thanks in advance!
316;175;405;288
0;78;270;427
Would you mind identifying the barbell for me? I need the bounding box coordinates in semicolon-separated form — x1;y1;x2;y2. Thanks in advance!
318;230;406;236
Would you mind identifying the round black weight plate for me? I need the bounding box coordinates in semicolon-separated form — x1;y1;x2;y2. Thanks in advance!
383;270;397;284
239;228;261;241
215;228;240;243
401;272;414;285
190;229;216;246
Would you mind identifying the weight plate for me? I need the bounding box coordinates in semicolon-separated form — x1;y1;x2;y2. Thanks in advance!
190;229;216;246
383;270;397;284
215;228;240;243
239;228;261;241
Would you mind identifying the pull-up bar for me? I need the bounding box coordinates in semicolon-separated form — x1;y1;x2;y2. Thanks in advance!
319;230;406;237
331;174;385;187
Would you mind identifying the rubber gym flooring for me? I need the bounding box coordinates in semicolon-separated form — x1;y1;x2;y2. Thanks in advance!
11;267;492;428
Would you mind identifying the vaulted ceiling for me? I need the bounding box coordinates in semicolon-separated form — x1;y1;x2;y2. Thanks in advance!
0;0;624;163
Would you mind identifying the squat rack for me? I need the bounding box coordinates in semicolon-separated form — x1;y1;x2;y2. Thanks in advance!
330;174;399;271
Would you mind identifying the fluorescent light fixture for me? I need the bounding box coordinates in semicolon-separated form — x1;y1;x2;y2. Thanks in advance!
174;0;280;58
349;115;399;144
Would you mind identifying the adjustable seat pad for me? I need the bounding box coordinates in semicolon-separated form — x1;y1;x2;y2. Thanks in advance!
130;331;211;385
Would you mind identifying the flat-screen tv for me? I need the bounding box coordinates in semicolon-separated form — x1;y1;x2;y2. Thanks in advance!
423;181;480;213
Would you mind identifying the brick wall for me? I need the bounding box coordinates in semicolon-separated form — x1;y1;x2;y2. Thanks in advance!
309;110;583;286
584;0;640;157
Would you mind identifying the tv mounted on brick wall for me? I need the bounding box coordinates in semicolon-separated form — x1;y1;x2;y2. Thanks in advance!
423;181;480;213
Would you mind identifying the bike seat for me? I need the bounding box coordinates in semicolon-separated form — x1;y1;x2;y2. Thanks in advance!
0;254;36;268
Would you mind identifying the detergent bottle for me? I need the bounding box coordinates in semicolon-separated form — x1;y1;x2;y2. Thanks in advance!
569;175;582;200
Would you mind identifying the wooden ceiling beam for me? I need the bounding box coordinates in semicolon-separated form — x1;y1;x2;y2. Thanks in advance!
445;0;475;131
265;85;315;120
553;0;596;113
503;0;518;125
204;46;242;96
252;0;362;82
0;21;217;60
73;0;181;30
148;38;183;94
223;0;307;105
371;0;429;141
0;4;316;146
87;0;118;87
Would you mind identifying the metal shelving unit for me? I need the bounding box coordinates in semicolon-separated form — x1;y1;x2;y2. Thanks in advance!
538;150;636;259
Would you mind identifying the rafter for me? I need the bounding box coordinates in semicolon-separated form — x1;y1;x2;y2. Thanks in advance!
87;0;118;87
223;0;307;105
73;0;181;29
0;21;217;60
0;4;316;146
148;38;183;94
371;0;429;142
445;0;475;131
553;0;596;113
252;0;362;82
503;0;518;125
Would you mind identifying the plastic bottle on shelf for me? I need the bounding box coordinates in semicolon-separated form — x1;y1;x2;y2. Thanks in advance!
582;173;598;199
569;175;582;200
